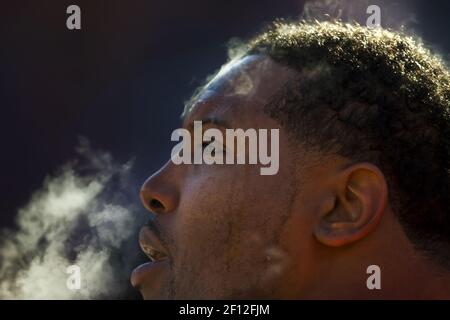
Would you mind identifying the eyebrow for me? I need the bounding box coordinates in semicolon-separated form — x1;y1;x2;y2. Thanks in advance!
184;117;231;131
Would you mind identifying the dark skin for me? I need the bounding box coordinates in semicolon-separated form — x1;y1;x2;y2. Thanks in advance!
132;54;450;299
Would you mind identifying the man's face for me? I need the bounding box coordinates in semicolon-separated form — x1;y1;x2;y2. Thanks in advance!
132;55;322;299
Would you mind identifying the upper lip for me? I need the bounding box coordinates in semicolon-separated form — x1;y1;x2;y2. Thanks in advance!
139;224;169;262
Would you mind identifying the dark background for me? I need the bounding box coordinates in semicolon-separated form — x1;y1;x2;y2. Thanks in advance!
0;1;449;298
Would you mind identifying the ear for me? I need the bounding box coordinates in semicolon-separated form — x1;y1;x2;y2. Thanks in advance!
314;163;388;247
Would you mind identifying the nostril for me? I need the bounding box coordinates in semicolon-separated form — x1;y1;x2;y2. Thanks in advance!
149;198;165;213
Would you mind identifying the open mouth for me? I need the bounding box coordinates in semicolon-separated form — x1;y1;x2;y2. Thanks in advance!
130;224;170;290
138;225;169;262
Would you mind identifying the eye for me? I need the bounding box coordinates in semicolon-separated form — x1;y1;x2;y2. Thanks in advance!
202;141;211;149
202;137;227;157
202;141;216;156
202;136;216;149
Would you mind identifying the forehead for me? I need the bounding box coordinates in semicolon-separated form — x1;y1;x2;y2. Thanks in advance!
183;54;296;126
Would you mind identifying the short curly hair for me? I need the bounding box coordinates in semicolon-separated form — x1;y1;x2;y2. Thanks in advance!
247;21;450;265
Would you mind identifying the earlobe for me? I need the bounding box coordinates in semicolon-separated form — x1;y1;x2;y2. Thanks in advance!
314;163;388;247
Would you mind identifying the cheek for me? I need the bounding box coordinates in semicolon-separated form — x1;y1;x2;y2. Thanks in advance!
168;171;246;296
168;162;296;295
175;163;292;249
172;172;242;258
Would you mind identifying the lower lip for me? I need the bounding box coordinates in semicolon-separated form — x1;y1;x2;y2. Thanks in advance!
130;259;169;289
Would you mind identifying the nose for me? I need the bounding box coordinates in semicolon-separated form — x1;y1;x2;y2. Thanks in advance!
140;162;179;215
